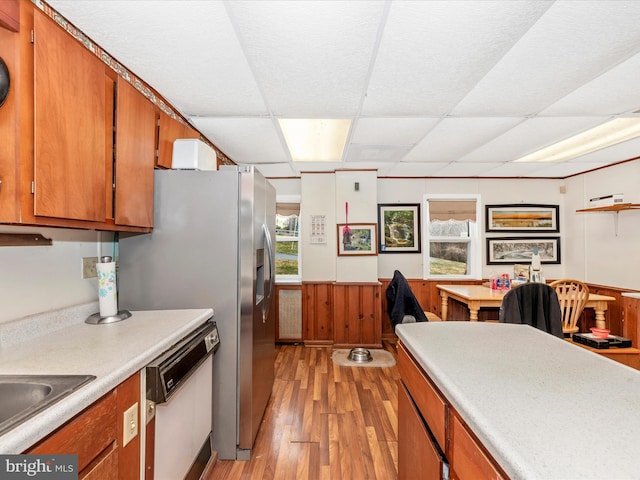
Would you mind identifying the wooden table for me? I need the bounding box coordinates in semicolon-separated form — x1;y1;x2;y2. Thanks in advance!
436;284;615;329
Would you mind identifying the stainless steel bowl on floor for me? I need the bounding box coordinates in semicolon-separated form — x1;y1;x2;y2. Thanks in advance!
347;347;372;363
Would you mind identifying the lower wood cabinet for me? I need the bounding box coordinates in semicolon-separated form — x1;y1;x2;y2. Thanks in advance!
397;342;506;480
398;383;447;480
27;372;140;480
28;391;118;478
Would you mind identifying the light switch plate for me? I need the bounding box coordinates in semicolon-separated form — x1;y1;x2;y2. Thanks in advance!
123;402;139;447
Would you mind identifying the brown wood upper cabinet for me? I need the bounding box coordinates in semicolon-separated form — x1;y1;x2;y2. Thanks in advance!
0;4;155;232
33;10;107;223
114;77;156;228
157;110;200;169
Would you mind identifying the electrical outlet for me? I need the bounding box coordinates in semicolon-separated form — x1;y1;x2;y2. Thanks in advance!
81;257;98;279
123;402;139;447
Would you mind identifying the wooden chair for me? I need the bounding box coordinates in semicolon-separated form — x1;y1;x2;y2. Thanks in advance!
549;279;589;334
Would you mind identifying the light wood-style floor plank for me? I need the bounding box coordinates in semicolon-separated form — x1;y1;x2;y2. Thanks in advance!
206;343;399;480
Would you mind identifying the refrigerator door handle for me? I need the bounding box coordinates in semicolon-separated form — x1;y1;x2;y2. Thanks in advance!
262;223;275;324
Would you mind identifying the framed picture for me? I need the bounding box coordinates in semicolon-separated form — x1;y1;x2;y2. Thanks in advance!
337;223;377;256
485;204;559;233
377;204;421;253
487;237;561;265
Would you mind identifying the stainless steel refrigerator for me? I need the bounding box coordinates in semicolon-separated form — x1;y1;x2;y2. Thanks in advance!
118;165;276;460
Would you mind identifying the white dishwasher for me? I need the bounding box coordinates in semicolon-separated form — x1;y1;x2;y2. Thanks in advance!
145;319;220;480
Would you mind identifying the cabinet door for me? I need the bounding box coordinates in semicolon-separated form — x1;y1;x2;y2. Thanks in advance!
0;24;18;222
398;382;447;480
450;413;504;480
29;391;117;474
114;77;155;228
157;111;200;168
33;11;106;222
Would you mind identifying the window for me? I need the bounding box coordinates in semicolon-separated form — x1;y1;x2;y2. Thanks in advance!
275;196;301;282
423;194;481;280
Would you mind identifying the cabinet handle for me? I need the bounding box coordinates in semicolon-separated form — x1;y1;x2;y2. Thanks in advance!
0;179;2;192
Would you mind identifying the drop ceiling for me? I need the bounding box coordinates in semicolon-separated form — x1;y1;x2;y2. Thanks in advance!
46;0;640;178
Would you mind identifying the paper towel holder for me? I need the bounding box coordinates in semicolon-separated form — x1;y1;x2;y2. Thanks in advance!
86;255;132;324
86;310;132;325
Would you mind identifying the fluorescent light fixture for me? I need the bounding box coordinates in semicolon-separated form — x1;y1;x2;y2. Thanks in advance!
514;117;640;163
279;118;351;162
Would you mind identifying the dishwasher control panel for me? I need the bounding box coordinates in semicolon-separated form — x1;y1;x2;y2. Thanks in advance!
146;319;219;404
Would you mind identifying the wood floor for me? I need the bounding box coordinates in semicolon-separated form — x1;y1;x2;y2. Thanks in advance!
205;342;400;480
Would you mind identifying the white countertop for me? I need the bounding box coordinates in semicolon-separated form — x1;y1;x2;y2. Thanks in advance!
0;308;213;454
396;322;640;480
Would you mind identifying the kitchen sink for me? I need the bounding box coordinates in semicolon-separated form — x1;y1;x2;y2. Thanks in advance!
0;375;96;436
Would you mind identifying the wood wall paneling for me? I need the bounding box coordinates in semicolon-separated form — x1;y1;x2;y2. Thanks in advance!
302;282;333;345
332;283;381;348
622;295;640;347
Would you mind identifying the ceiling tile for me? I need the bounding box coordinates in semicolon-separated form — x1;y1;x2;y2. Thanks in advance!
254;163;298;178
453;1;640;115
225;0;387;116
435;162;506;177
540;52;640;116
383;162;451;177
404;117;526;162
344;145;413;163
44;0;640;179
190;117;287;164
362;0;552;116
457;117;609;163
351;118;439;145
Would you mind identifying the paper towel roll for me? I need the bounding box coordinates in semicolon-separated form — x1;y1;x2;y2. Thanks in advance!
97;261;118;317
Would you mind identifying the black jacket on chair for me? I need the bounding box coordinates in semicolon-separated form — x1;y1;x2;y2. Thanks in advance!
499;283;564;338
386;270;428;329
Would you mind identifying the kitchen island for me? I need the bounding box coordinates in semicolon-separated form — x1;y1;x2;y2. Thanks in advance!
0;307;213;454
395;322;640;479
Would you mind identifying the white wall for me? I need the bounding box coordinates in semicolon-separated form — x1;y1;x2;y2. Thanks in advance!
565;160;640;290
2;162;637;326
300;173;337;281
376;176;566;280
0;225;114;324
